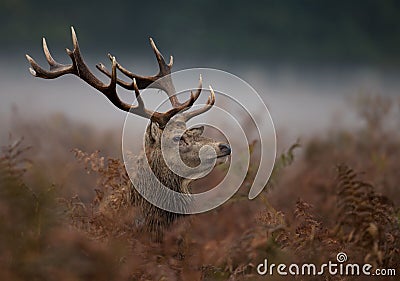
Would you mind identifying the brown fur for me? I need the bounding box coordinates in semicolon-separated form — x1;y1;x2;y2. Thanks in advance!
129;117;230;241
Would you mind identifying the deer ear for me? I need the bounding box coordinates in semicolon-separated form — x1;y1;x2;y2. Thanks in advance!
189;126;204;136
147;122;161;143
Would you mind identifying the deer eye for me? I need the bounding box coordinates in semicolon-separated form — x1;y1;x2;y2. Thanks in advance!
172;136;181;142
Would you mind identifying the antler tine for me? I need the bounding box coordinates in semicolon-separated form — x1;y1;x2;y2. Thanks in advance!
182;85;216;121
26;37;74;79
96;38;183;108
191;74;203;101
96;54;137;89
130;77;200;127
25;27;184;127
177;75;203;114
26;27;105;88
130;78;155;119
149;37;173;72
26;27;212;128
42;38;60;69
131;76;181;124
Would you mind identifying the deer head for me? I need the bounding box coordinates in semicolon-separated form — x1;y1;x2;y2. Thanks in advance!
26;27;231;193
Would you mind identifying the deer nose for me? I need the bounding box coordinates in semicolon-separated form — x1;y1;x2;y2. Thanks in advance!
218;143;231;155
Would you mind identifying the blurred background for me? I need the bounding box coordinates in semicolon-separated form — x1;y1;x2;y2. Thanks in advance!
0;1;399;280
1;0;400;142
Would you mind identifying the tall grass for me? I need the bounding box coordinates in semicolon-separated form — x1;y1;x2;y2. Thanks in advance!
0;94;399;280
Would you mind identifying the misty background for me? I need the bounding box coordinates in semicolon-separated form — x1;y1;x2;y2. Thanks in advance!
1;0;400;146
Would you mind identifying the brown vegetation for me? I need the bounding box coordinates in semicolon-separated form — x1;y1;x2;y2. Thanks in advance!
0;94;399;280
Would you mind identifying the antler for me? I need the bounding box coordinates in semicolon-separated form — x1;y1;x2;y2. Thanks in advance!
95;37;216;120
181;86;216;121
96;38;183;107
26;27;215;127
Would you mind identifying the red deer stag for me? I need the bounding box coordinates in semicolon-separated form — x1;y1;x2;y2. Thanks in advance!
26;27;231;240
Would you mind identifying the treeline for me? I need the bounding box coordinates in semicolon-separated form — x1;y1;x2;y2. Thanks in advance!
2;0;400;64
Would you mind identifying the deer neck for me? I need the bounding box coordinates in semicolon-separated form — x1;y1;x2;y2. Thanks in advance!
145;144;185;193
